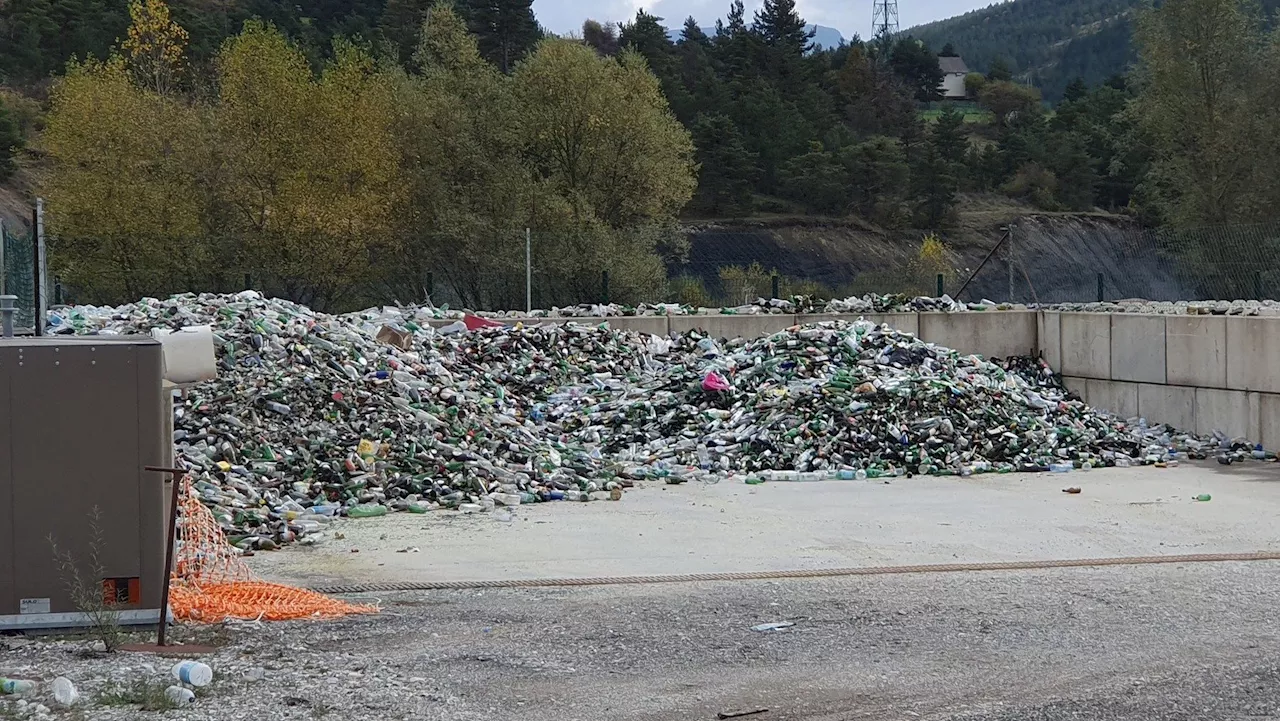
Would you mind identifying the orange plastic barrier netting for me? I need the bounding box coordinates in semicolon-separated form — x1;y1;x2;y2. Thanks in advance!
171;478;378;622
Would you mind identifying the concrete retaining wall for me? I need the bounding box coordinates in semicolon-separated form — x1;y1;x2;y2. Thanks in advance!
918;311;1037;359
1053;312;1280;446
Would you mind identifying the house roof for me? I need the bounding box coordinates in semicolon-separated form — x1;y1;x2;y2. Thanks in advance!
938;56;968;75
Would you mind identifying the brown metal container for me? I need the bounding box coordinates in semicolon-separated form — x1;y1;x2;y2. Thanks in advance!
0;336;167;629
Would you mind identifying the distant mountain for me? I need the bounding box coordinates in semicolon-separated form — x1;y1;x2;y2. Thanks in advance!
910;0;1280;103
666;23;845;49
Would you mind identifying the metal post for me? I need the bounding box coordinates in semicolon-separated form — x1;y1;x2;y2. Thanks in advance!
601;270;610;304
771;274;780;300
31;205;41;336
525;228;532;314
244;273;252;291
956;226;1012;300
0;295;15;337
35;198;46;335
1096;273;1104;302
1255;270;1263;300
1007;223;1014;302
144;465;187;648
0;218;6;296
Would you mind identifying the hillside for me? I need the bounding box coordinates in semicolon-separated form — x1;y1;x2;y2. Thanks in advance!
911;0;1280;103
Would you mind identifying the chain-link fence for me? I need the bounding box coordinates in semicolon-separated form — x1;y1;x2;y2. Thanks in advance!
962;218;1280;305
37;218;1280;313
0;220;36;330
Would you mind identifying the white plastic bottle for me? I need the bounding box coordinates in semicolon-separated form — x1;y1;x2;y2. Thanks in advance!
171;661;213;687
165;686;196;705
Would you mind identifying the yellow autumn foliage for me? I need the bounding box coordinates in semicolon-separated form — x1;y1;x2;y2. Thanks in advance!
40;0;698;310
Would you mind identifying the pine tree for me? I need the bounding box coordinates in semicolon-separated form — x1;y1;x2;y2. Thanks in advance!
1046;129;1098;210
671;17;721;122
462;0;540;72
380;0;433;66
1063;76;1088;101
680;16;709;46
889;37;944;102
751;0;812;55
691;113;758;215
910;143;957;228
987;56;1012;82
939;42;957;57
619;10;672;62
931;105;968;167
582;19;619;56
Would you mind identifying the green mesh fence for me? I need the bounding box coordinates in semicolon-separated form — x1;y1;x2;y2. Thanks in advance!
0;221;36;330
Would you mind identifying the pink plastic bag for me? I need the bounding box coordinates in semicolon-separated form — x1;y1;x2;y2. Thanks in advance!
701;371;730;392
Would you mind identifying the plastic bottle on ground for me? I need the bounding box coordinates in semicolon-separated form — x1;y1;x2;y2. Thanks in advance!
51;677;78;707
1049;462;1073;473
0;679;34;695
165;686;196;706
347;503;387;518
171;661;213;687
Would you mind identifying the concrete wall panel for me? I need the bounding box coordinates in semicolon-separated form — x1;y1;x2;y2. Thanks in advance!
1038;311;1061;371
1085;379;1139;418
1060;312;1111;380
1063;376;1089;400
1227;317;1280;393
1194;387;1259;440
1165;316;1227;388
1137;383;1196;431
668;315;797;339
918;311;1037;359
1257;393;1280;451
1110;314;1166;384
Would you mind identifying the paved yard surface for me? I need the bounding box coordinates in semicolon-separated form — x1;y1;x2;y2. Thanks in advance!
250;463;1280;586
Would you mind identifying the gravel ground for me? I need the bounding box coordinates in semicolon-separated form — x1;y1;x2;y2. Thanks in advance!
2;560;1279;721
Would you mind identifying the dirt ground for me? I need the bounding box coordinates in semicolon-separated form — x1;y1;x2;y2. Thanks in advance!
3;463;1280;721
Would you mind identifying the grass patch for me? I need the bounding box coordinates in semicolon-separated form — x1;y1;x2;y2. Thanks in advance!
97;678;173;711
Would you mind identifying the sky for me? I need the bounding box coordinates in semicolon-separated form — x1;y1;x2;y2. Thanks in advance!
533;0;999;42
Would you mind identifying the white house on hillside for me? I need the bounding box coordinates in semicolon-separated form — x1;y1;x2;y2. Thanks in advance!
938;56;969;99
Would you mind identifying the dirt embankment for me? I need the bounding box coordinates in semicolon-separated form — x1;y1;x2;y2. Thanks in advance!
680;206;1173;303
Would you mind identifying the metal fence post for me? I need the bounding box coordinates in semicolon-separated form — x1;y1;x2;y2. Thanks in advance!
31;205;41;335
771;274;779;300
936;273;944;297
244;273;252;291
525;228;532;314
0;295;15;337
1096;273;1104;302
601;270;610;305
1255;270;1263;300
